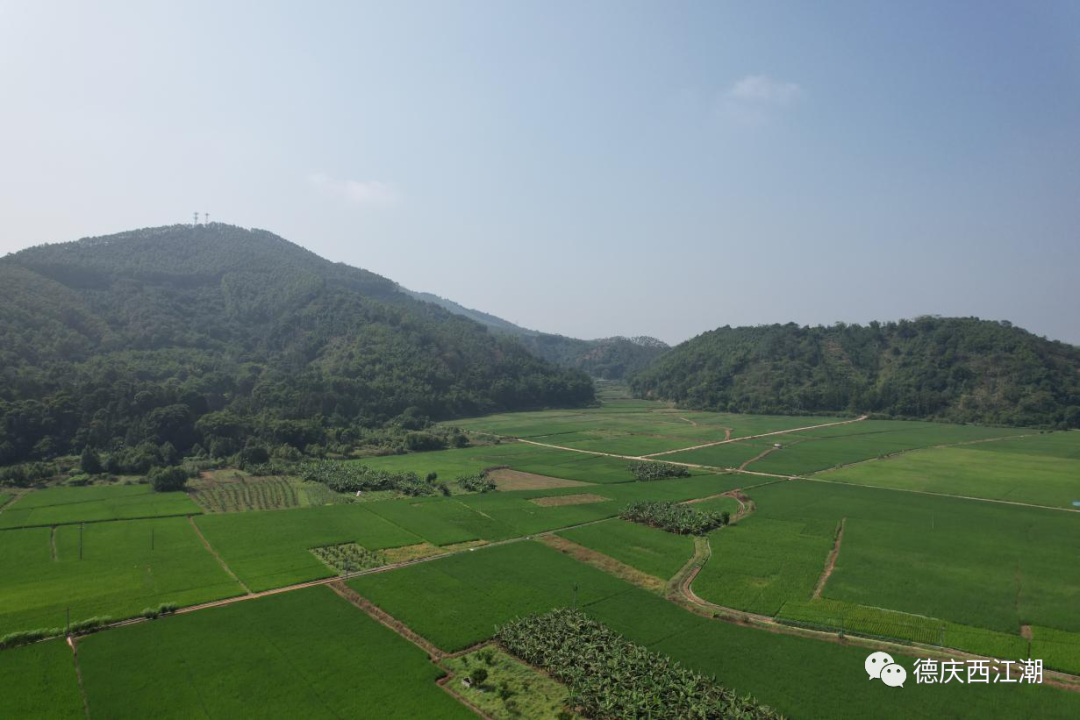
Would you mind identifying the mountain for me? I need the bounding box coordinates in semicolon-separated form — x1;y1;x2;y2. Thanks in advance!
0;224;594;466
629;317;1080;428
399;287;538;337
399;288;669;379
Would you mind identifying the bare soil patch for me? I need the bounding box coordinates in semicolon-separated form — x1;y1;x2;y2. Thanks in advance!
539;535;666;593
486;468;590;492
530;493;609;507
813;518;846;599
382;540;487;564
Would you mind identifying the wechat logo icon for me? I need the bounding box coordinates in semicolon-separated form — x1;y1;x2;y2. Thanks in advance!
866;652;906;688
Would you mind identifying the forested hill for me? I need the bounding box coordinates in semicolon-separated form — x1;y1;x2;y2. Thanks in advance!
516;334;670;381
629;318;1080;428
0;224;593;466
399;288;669;379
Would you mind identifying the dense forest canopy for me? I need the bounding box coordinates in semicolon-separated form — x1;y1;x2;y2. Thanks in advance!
400;287;670;379
0;224;594;467
629;318;1080;428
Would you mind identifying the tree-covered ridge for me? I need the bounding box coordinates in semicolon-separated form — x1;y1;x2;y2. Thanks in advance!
517;334;669;380
0;224;593;466
629;317;1080;428
398;286;669;379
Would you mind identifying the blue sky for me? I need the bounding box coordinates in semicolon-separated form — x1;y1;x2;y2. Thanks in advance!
2;1;1078;344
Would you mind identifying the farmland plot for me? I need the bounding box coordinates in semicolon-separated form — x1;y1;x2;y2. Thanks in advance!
352;540;1079;719
706;480;1080;664
0;484;200;528
0;517;244;635
0;640;84;719
77;586;474;719
195;505;423;592
558;518;695;579
350;541;631;652
747;420;1028;475
358;443;641;484
819;431;1080;508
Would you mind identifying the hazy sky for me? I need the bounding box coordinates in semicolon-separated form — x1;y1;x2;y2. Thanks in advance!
2;1;1078;345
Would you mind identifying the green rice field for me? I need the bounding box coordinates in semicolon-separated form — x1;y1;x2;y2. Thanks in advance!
0;516;244;635
77;586;473;719
558;517;695;579
3;405;1079;718
0;484;200;528
0;640;84;719
820;431;1080;507
352;540;1080;719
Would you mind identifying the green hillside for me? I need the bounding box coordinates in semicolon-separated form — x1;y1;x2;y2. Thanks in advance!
400;287;669;379
629;317;1080;427
0;224;593;466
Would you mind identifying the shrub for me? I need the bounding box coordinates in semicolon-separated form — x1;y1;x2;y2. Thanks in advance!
141;602;179;620
238;444;270;467
149;465;189;492
626;460;691;481
405;432;447;451
66;474;92;487
457;473;496;494
80;445;104;474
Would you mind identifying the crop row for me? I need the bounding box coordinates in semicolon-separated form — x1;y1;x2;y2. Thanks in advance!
194;477;301;513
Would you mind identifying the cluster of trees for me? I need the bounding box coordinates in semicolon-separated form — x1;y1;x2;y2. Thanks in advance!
630;317;1080;428
456;472;497;493
626;460;690;481
497;609;778;719
0;224;594;470
620;500;728;535
298;460;445;497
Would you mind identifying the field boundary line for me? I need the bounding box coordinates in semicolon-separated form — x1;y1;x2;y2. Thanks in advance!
67;636;91;719
327;581;449;660
639;415;869;458
537;534;667;594
803;476;1080;513
187;516;253;595
813;518;846;599
50;526;58;562
739;446;778;471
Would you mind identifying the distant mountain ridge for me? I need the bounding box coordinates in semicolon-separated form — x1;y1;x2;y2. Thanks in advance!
629;317;1080;428
399;286;670;380
0;224;594;465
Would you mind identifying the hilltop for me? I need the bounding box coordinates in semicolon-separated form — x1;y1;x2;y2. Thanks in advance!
629;317;1080;428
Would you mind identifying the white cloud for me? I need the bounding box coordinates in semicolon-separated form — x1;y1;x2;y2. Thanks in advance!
717;75;804;126
727;75;804;105
306;172;400;206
